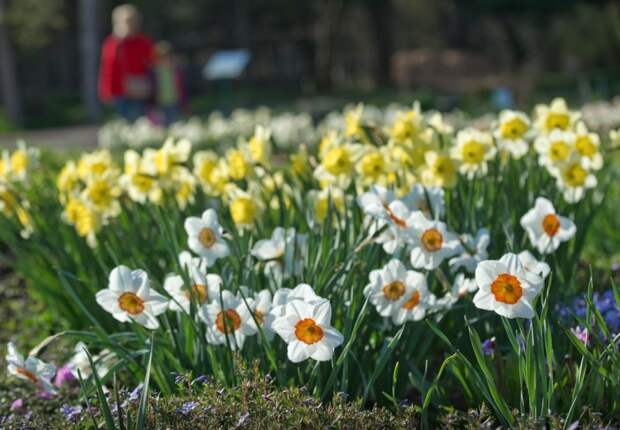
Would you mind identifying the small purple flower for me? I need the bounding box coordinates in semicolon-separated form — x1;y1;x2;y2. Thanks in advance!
236;412;250;427
481;337;496;356
10;399;25;413
516;334;526;353
173;373;187;385
571;326;589;346
192;374;209;385
60;404;82;422
122;383;143;407
36;390;54;400
176;401;199;416
54;366;77;388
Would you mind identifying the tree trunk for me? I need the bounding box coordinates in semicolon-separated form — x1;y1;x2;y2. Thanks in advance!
0;0;22;126
367;0;394;87
79;0;101;121
314;0;344;91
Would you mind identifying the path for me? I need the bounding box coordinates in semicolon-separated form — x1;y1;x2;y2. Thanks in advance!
0;125;99;151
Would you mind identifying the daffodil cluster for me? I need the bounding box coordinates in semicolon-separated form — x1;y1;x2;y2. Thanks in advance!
532;98;603;203
0;140;38;238
309;98;604;210
98;108;317;151
57;149;121;246
94;208;343;363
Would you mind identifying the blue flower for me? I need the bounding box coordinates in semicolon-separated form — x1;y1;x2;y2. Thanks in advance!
60;404;82;422
481;337;496;356
176;401;199;416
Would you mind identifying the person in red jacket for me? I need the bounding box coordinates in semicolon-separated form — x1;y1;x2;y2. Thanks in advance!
98;4;154;122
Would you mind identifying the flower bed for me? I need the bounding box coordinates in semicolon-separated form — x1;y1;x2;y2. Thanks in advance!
1;98;619;427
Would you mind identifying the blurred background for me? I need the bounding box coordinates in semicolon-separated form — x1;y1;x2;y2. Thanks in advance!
1;0;620;134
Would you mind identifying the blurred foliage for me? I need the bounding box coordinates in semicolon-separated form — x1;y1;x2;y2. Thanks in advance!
4;0;66;49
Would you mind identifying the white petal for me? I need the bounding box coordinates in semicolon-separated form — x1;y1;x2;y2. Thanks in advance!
201;209;218;227
313;300;332;326
499;253;521;274
472;290;496;310
287;340;311;363
109;266;132;292
475;260;504;290
322;327;344;348
96;289;121;314
252;239;282;260
535;197;555;215
184;217;204;236
146;291;170;315
310;343;334;361
132;311;160;330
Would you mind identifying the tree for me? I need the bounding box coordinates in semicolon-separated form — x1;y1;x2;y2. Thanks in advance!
79;0;101;121
0;0;21;126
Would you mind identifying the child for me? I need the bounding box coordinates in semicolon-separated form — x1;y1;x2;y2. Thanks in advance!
152;41;187;126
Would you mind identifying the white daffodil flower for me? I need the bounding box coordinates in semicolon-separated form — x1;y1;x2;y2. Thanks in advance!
164;265;223;314
451;128;496;179
184;209;230;266
493;110;531;160
272;298;344;363
402;184;445;220
517;250;550;287
449;228;490;274
251;227;308;285
408;211;460;270
244;289;276;340
364;259;429;324
96;265;169;330
473;253;543;319
520;197;576;254
269;283;325;320
6;342;56;393
199;290;256;350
